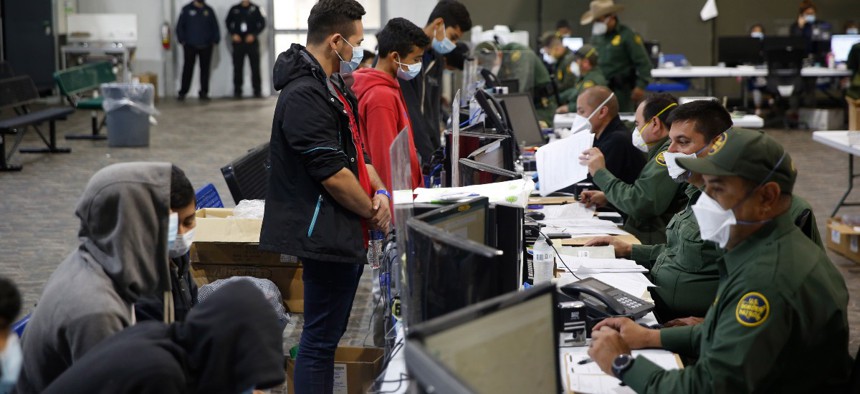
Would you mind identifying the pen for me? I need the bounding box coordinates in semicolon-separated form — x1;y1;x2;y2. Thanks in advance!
577;358;594;365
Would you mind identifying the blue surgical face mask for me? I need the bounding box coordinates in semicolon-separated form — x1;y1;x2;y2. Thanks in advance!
395;55;422;81
335;36;363;73
0;333;22;390
167;212;178;253
432;24;457;54
848;28;859;35
750;31;764;39
804;14;816;24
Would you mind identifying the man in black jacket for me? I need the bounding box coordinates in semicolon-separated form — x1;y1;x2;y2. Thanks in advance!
260;1;390;393
577;86;645;186
401;0;472;168
176;0;220;100
226;0;266;98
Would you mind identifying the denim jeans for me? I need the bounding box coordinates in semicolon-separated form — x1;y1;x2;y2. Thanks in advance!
294;259;364;394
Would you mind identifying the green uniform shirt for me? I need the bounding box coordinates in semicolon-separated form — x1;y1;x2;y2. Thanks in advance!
846;42;860;99
500;43;557;125
559;69;608;112
592;137;687;245
590;24;653;112
555;49;578;93
630;187;824;321
623;211;852;393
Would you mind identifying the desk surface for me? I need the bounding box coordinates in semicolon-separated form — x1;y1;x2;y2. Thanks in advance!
812;130;860;156
652;65;851;78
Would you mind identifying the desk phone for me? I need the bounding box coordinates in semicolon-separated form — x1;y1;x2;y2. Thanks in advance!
560;277;654;320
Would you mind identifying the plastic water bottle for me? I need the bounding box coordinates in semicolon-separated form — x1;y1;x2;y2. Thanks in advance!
532;235;554;284
657;52;665;69
367;230;384;270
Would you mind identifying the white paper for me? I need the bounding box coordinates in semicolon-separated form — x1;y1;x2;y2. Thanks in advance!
700;0;718;21
413;179;535;207
536;132;594;196
557;257;647;273
538;203;596;220
562;347;680;394
559;245;616;259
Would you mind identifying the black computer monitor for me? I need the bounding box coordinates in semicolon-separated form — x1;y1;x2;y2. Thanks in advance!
459;158;520;186
406;197;519;325
474;89;510;135
500;79;519;93
718;36;764;66
497;93;546;147
444;131;515;186
221;142;270;204
405;282;561;394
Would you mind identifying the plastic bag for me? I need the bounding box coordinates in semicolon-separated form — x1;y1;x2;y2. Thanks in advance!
198;276;290;328
100;83;160;116
231;199;265;219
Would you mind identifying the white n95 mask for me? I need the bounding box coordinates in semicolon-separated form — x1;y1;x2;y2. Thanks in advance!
570;61;581;77
572;92;615;134
691;192;736;249
169;228;195;258
663;151;697;182
631;128;649;152
592;22;608;36
542;52;557;65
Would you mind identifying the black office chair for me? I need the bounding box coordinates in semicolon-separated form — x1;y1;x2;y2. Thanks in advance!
220;142;270;204
763;40;806;129
847;345;860;394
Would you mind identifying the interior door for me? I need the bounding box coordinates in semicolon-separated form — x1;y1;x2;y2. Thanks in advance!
1;0;56;92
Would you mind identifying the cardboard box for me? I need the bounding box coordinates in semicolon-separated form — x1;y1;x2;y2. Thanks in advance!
191;208;304;312
826;218;860;263
799;107;845;131
133;73;158;103
191;264;304;313
848;98;860;131
191;208;300;266
286;347;384;394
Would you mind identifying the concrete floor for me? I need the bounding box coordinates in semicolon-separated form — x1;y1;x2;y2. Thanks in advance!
0;96;858;365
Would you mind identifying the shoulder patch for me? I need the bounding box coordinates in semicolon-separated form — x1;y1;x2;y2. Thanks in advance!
735;292;769;327
583;81;595;88
635;35;643;45
709;132;728;155
655;151;667;167
611;35;622;46
511;50;522;63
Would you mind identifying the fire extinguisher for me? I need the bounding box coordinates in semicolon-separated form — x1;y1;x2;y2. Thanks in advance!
161;22;171;50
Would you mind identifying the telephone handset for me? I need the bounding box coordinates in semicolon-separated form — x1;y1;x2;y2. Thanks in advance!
560;277;654;320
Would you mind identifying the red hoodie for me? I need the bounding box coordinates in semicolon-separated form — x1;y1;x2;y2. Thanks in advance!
351;68;424;191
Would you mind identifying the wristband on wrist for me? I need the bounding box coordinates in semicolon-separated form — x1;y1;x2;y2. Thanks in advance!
375;189;391;199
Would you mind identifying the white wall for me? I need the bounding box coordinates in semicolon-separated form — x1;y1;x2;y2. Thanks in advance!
76;0;171;96
383;1;436;29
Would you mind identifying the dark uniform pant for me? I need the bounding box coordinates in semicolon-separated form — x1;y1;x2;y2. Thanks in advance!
232;42;261;96
179;44;214;97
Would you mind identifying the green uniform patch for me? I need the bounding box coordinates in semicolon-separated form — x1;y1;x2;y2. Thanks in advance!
736;292;769;327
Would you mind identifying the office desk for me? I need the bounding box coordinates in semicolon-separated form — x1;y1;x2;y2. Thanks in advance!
812;131;860;217
651;66;851;79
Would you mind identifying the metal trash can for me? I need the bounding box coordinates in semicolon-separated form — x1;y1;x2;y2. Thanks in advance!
101;83;157;147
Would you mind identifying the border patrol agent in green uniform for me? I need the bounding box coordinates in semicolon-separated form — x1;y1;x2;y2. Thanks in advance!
588;102;824;322
497;42;558;125
539;33;577;94
580;0;653;113
557;45;608;114
587;129;852;393
580;95;686;245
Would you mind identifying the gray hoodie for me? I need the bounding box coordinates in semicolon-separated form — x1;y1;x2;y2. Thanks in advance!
16;162;174;393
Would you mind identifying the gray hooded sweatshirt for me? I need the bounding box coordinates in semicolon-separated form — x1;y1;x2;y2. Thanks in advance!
16;162;174;394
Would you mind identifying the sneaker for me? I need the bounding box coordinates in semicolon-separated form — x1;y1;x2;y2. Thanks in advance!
253;92;263;98
234;92;242;99
199;94;210;102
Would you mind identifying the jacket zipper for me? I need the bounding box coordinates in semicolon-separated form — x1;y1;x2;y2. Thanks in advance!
307;195;323;237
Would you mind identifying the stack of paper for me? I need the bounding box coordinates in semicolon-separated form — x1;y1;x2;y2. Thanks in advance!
557;257;648;274
538;203;596;220
561;347;681;394
413;179;535;208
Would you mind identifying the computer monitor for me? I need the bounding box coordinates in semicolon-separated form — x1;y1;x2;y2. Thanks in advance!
832;34;860;62
405;197;518;325
718;36;764;66
443;130;515;186
405;282;560;394
221;142;270;204
497;93;546;147
459;158;520;187
500;79;519;93
562;37;583;52
474;89;510;135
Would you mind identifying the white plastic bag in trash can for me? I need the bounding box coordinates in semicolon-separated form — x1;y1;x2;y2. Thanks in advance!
100;83;160;115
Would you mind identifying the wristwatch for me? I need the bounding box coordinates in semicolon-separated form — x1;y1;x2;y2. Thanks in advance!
376;189;391;199
612;354;635;380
